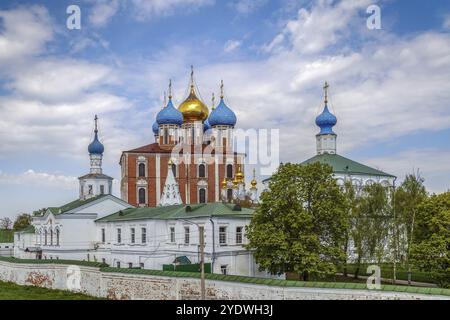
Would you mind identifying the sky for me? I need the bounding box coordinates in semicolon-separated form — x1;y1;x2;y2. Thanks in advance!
0;0;450;219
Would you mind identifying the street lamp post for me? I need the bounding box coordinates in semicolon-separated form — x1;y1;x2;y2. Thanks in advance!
180;218;206;300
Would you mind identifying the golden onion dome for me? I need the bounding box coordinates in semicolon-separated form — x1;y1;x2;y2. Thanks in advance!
178;85;209;122
221;178;228;189
235;165;244;182
232;176;239;187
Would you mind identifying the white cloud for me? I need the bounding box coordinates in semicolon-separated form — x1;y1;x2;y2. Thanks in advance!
130;0;213;19
0;6;53;62
0;170;78;189
364;149;450;193
265;0;372;54
224;40;242;53
7;59;116;102
88;0;120;27
444;14;450;29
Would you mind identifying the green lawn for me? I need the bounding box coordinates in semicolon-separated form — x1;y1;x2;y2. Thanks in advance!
0;281;101;300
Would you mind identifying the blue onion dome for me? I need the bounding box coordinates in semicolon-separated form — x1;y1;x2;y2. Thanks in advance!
156;98;184;126
208;98;237;127
315;104;337;134
88;115;104;154
203;118;211;131
152;119;159;135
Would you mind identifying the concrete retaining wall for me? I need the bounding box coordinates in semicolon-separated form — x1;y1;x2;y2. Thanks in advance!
0;261;448;300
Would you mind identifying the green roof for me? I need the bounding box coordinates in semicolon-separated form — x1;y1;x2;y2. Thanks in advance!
17;225;35;234
301;153;395;178
96;202;254;223
56;194;109;214
0;229;13;242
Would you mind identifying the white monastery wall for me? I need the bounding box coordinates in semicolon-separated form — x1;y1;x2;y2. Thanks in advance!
0;260;448;300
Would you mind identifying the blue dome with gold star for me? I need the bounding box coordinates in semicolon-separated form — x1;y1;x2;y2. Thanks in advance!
156;98;183;126
315;104;337;135
208;98;236;127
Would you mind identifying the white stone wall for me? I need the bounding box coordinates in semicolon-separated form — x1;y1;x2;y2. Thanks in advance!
0;260;448;300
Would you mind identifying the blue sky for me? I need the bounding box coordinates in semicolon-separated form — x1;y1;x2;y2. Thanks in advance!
1;0;450;219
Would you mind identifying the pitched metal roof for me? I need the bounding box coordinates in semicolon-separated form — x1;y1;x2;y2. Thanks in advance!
301;153;395;178
96;202;254;222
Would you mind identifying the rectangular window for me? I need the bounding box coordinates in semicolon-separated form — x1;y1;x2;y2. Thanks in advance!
236;227;243;244
128;263;133;269
141;228;147;243
131;228;135;244
219;226;227;245
100;185;105;195
221;265;228;275
102;258;106;264
101;228;105;243
184;226;190;245
139;263;144;269
116;261;121;268
170;227;175;243
88;185;93;195
117;228;121;244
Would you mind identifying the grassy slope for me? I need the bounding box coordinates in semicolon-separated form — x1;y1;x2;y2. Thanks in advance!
0;281;101;300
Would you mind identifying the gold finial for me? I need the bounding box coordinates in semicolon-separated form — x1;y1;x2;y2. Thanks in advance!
251;168;257;188
163;91;167;107
190;65;195;90
211;92;215;109
323;81;329;104
168;79;172;99
220;80;224;99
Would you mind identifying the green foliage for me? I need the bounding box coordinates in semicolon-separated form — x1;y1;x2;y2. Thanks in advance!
13;213;32;231
0;281;101;300
410;192;450;288
245;162;348;280
394;173;428;264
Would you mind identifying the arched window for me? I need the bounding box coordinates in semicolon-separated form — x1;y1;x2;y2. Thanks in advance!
171;163;177;177
199;188;206;203
227;189;233;202
138;188;146;205
56;229;60;246
44;229;48;246
50;229;53;246
226;164;233;178
138;163;146;177
163;128;169;144
198;164;206;178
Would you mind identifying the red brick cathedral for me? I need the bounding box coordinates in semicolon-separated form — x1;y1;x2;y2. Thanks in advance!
120;68;257;207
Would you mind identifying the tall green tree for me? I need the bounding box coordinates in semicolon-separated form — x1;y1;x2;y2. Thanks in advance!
394;173;427;266
410;192;450;288
245;162;348;281
359;183;392;264
13;213;32;231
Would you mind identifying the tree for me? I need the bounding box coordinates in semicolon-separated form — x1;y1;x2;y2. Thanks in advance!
410;192;450;288
245;162;348;281
394;173;427;267
0;217;13;230
359;183;392;264
13;213;32;231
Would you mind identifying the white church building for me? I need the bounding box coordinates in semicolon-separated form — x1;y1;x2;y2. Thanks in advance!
14;116;269;278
